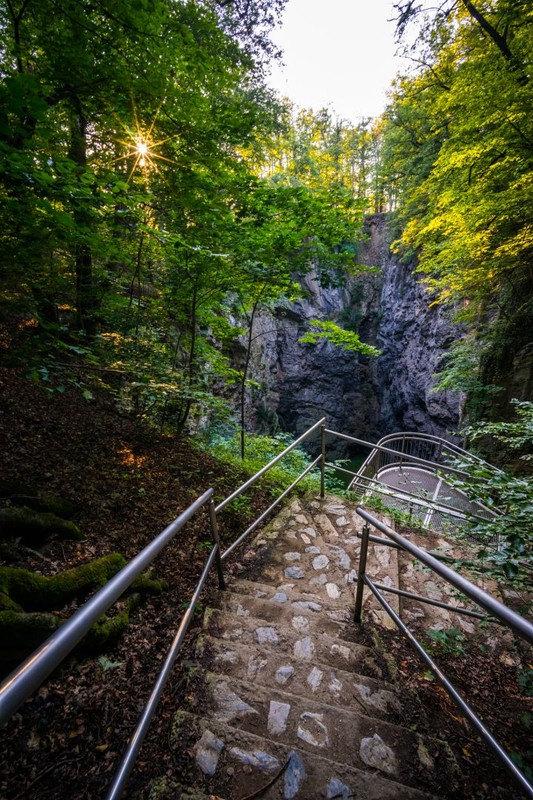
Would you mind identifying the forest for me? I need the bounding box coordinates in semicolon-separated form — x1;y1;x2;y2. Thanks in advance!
0;0;531;435
0;1;532;798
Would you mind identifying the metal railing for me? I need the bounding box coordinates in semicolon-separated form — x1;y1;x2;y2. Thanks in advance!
0;417;327;800
1;418;527;798
324;428;500;536
354;505;533;799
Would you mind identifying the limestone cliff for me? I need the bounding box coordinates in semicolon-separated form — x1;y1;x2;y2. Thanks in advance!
234;214;463;454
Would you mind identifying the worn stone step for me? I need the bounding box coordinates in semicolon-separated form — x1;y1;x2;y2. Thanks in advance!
247;502;400;628
215;590;352;638
171;708;443;800
183;670;457;793
203;607;388;681
226;574;356;608
197;634;404;721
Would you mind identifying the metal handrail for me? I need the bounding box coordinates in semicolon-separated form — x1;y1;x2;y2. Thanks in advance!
0;418;523;799
0;488;215;726
325;428;476;478
0;417;327;799
354;505;533;799
109;420;325;799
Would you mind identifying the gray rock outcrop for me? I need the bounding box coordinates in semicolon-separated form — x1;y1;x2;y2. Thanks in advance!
234;213;463;454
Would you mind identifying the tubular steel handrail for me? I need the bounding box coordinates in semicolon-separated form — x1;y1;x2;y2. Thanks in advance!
0;417;327;800
0;488;215;726
0;418;525;799
354;505;533;799
326;427;500;535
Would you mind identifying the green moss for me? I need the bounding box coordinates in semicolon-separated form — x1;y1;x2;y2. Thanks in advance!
0;610;61;662
0;483;79;518
0;506;84;543
0;553;127;610
0;557;164;663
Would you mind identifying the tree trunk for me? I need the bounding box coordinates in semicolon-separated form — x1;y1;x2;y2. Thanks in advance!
68;98;96;335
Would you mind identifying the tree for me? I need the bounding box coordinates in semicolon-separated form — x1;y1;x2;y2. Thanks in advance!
380;0;533;419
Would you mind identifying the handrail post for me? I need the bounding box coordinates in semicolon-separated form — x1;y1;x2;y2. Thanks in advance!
320;420;326;499
208;498;225;590
354;523;370;623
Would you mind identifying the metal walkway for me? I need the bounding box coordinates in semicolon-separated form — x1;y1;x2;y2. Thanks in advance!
345;431;500;537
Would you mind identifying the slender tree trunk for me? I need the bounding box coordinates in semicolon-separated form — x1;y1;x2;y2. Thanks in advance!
461;0;528;84
177;257;198;432
68;98;96;335
240;299;260;460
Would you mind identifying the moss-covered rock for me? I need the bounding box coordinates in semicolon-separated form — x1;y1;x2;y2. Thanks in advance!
0;482;80;518
0;555;164;665
0;506;84;544
0;553;127;610
0;610;61;658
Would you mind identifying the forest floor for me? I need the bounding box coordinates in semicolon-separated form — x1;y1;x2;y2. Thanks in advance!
0;365;531;800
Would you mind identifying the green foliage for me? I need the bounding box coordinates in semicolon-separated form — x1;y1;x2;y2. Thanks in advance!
298;320;381;357
444;402;533;588
207;429;343;498
426;627;468;658
0;0;366;432
518;667;533;698
466;400;533;463
380;0;533;412
97;656;122;672
208;430;319;496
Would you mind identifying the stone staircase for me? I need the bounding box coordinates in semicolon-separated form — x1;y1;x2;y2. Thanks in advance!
152;494;462;800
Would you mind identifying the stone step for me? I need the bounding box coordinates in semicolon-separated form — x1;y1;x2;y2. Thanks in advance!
226;575;356;607
197;634;404;721
247;503;400;628
183;670;458;793
203;607;388;681
215;590;352;638
171;708;443;800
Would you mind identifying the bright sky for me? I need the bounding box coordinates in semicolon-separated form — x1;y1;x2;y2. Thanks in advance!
268;0;402;122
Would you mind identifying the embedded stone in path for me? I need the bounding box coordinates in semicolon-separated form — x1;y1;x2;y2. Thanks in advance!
292;600;322;612
284;750;307;799
297;711;329;748
285;566;305;579
307;666;323;691
228;747;280;774
256;626;279;644
272;591;288;604
326;582;341;600
284;552;301;562
275;665;294;684
360;732;398;775
193;729;224;776
291;615;310;634
310;574;328;586
267;700;291;735
247;655;267;678
213;681;258;724
294;636;314;660
328;545;351;570
327;777;354;799
328;674;342;697
312;554;329;570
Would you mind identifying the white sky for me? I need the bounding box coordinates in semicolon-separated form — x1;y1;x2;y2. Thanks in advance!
267;0;402;122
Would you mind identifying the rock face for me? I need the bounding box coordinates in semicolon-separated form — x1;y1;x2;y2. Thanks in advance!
238;214;463;454
368;216;463;439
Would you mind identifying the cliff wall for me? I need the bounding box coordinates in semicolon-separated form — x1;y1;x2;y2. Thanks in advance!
237;214;463;455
